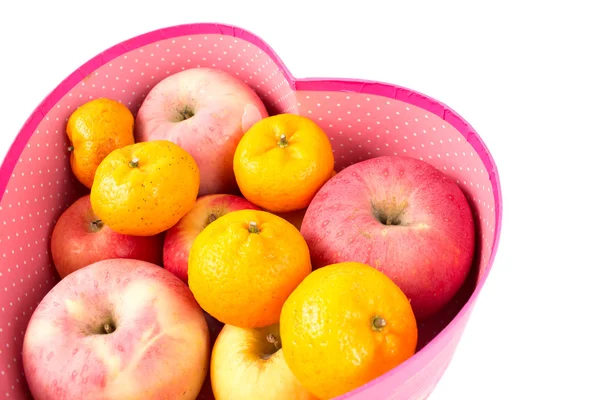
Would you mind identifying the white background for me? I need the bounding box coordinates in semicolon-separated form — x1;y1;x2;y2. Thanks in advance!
1;1;599;399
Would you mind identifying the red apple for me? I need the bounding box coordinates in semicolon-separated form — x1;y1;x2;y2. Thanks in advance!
135;67;269;196
22;259;211;400
163;194;261;283
300;156;475;319
210;323;317;400
50;194;163;279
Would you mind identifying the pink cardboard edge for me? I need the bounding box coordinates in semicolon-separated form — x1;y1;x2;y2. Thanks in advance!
0;21;503;398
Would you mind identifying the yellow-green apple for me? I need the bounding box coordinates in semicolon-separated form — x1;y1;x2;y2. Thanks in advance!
210;323;317;400
300;155;475;319
22;259;211;400
163;194;261;283
135;67;269;196
50;194;163;279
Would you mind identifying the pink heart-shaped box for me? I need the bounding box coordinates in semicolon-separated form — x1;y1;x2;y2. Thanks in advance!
0;23;502;399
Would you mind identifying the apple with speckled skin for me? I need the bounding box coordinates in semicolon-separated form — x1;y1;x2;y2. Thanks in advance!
300;155;475;319
163;194;261;284
50;194;163;279
22;259;211;400
135;67;269;196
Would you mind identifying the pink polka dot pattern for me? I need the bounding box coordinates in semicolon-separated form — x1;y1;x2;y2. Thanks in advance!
0;25;501;400
73;35;297;115
297;92;496;275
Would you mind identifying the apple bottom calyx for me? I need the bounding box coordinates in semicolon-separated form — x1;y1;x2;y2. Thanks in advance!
175;105;195;122
89;219;104;233
208;213;218;224
102;322;115;334
87;313;117;335
261;333;282;360
371;202;408;227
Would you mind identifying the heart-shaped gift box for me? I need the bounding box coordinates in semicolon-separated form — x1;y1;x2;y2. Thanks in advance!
0;23;502;399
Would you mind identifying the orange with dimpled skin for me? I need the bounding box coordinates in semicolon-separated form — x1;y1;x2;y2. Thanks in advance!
187;209;312;329
163;194;261;284
233;114;335;213
90;140;200;237
66;98;135;188
280;261;418;400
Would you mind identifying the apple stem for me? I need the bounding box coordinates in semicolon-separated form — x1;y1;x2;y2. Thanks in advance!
277;134;288;148
248;221;260;234
90;219;104;232
129;157;140;168
67;146;74;152
266;333;281;351
103;323;115;334
371;316;387;331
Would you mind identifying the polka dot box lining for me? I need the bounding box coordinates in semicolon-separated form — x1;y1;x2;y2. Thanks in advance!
0;23;502;400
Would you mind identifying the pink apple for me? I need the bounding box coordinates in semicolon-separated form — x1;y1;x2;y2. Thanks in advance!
50;194;163;279
163;193;261;283
300;155;475;319
135;67;269;196
22;258;211;400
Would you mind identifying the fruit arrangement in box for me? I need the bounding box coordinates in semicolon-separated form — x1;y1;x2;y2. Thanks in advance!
21;66;476;400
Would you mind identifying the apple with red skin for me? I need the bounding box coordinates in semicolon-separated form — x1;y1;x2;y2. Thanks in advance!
163;194;261;284
300;155;475;319
22;259;211;400
50;194;163;279
135;67;269;196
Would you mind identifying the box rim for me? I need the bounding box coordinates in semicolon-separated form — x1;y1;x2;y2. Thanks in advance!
0;21;503;399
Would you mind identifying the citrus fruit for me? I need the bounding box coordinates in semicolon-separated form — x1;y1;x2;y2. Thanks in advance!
188;209;312;328
90;140;200;236
275;170;337;230
280;262;418;400
233;114;334;213
66;98;135;188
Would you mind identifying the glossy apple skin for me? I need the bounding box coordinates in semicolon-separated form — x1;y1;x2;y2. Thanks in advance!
163;194;261;283
135;67;269;196
300;156;475;320
22;259;211;400
50;195;163;279
210;324;317;400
